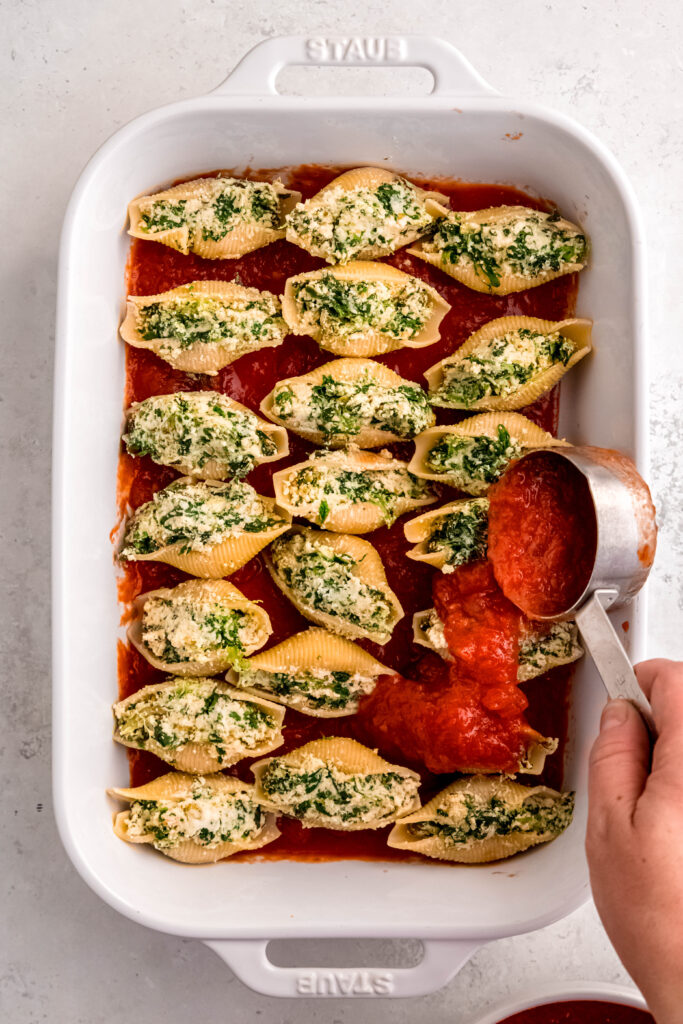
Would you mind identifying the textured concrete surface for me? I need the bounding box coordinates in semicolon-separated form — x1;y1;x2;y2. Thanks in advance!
2;1;683;1020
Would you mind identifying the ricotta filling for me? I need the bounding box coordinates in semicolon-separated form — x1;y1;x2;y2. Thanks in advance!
236;666;377;713
123;392;278;478
259;755;418;827
286;180;434;263
126;780;266;850
425;498;489;570
272;373;432;442
434;329;574;407
281;450;433;527
121;479;286;558
406;790;575;846
269;532;395;637
114;678;278;764
140;594;259;667
136;291;284;361
137;177;288;245
518;621;583;681
293;273;433;344
424;425;522;495
423;208;587;287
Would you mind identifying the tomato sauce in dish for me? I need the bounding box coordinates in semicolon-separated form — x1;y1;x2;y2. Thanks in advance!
494;1000;653;1024
118;165;578;861
487;451;597;618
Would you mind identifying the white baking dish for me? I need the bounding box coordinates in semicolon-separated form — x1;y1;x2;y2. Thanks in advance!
53;35;648;998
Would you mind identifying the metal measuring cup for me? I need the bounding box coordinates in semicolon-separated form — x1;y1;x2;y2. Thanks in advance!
497;446;658;736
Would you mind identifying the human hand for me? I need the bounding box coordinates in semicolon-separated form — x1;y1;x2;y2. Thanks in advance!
586;659;683;1024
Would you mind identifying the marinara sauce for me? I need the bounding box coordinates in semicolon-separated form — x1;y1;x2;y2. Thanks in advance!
494;1000;653;1024
119;165;578;860
487;451;597;618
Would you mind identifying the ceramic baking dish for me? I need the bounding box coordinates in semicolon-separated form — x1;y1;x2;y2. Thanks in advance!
53;35;648;998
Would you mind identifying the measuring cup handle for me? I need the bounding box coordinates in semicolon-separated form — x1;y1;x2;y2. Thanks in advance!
575;590;657;739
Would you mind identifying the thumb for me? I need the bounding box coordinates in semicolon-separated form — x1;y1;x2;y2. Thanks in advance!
588;699;650;832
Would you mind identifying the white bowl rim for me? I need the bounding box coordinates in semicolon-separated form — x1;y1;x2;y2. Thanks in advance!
470;979;649;1024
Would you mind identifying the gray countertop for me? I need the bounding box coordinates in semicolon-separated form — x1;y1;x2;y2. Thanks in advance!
2;1;683;1020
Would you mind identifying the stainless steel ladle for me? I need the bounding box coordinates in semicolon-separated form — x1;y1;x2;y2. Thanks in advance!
500;446;658;736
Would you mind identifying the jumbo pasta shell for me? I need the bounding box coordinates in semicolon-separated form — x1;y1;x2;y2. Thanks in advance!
260;357;435;448
404;497;489;571
252;737;421;830
281;262;450;357
123;392;289;481
120;281;286;374
286;167;448;262
112;678;285;771
120;478;292;579
272;447;437;534
127;578;272;675
408;205;588;294
109;772;280;863
424;316;593;411
387;775;573;863
412;608;452;661
409;413;569;492
264;527;404;644
128;176;301;259
229;627;392;718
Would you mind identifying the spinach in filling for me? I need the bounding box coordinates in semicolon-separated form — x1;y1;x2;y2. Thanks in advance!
426;499;489;568
139;178;285;244
273;374;432;442
238;668;375;712
140;595;249;668
425;425;522;493
435;329;575;408
120;479;286;558
406;791;575;846
269;533;394;636
123;392;278;478
427;209;588;288
293;273;432;342
288;460;432;527
128;790;265;849
136;294;284;352
260;760;415;825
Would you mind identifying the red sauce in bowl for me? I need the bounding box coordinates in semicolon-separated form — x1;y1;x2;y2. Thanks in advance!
487;451;597;618
494;999;652;1023
118;165;578;860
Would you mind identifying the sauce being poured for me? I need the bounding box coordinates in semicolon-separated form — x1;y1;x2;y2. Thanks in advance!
487;451;597;618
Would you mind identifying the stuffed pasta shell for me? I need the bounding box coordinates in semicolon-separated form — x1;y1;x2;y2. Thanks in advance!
123;391;288;480
109;773;279;863
265;527;403;644
409;413;569;495
120;281;286;375
409;205;589;294
425;316;592;411
414;607;583;681
282;263;449;357
128;176;301;259
285;167;447;264
404;498;489;572
112;677;285;772
230;628;391;717
119;478;291;578
387;775;574;863
260;358;434;448
128;579;272;675
252;737;420;830
273;447;437;533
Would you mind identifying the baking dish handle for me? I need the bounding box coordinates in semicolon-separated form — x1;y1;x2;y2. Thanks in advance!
211;35;496;97
204;938;481;997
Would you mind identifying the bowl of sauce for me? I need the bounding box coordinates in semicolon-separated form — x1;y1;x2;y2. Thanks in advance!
470;983;651;1024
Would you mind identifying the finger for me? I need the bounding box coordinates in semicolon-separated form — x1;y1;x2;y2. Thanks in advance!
588;699;650;832
634;658;678;701
634;660;683;777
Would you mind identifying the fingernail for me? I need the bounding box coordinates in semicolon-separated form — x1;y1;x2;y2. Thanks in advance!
601;700;629;730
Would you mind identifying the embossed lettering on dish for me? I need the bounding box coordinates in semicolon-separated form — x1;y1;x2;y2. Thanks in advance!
295;969;395;996
305;37;406;63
